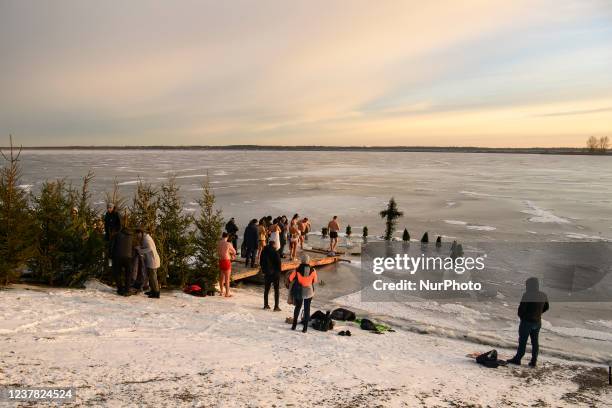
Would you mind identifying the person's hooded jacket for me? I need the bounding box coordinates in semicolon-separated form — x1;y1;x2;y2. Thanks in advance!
111;228;133;259
289;262;318;300
104;210;121;240
518;277;549;323
225;219;239;235
140;233;161;269
260;242;281;276
243;221;259;250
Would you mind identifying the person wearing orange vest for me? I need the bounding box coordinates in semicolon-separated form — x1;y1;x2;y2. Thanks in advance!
288;254;318;333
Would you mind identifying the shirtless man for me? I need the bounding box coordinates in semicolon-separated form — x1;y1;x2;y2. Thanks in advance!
217;232;237;297
328;216;340;253
298;218;308;249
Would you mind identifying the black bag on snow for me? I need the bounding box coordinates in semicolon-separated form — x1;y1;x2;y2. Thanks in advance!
312;311;334;332
360;318;378;331
331;308;356;321
476;349;502;368
310;310;326;321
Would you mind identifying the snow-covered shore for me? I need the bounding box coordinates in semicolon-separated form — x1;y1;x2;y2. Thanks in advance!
0;283;609;407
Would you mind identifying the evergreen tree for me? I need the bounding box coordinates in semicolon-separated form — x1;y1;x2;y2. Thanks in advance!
402;228;410;242
129;179;158;234
0;136;34;285
379;197;403;241
64;172;106;285
157;176;194;287
29;179;76;285
194;177;223;293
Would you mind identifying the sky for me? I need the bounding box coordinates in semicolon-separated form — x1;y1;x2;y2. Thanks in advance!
1;0;611;147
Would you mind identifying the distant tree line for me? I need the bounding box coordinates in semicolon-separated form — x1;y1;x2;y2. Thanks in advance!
0;136;223;290
586;136;609;153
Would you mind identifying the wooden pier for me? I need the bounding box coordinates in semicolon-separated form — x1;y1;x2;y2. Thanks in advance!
231;250;340;282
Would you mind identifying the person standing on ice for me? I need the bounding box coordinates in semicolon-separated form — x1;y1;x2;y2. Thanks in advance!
260;238;282;311
217;232;236;297
268;218;281;251
243;219;259;268
507;277;549;367
328;216;340;254
278;215;288;258
288;254;318;333
135;228;161;299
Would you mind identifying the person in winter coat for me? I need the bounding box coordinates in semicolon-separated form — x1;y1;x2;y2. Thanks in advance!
243;219;259;268
136;228;161;299
111;227;133;296
288;254;318;333
104;203;121;242
507;277;549;367
260;238;282;311
225;218;239;253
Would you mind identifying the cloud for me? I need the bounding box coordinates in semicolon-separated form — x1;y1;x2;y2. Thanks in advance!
0;0;611;146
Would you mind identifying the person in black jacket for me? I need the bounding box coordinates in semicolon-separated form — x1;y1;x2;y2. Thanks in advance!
104;203;121;242
243;219;259;268
507;277;549;367
111;227;134;296
260;239;282;311
225;218;239;252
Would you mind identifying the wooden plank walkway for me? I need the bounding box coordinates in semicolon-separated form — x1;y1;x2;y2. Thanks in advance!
231;250;340;282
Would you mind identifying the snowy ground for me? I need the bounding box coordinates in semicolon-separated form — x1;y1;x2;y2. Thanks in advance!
0;283;610;407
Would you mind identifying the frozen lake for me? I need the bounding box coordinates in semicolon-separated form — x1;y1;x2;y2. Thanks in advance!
16;149;612;242
13;149;612;362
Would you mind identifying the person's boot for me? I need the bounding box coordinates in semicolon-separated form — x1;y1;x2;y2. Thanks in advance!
302;327;307;333
291;324;297;331
506;358;521;365
263;304;271;310
273;306;282;312
528;360;537;367
148;291;160;299
144;291;152;296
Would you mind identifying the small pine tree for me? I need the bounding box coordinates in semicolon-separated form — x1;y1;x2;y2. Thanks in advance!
345;225;352;237
194;177;223;293
0;136;34;285
30;179;77;285
380;197;403;241
64;172;106;284
157;176;194;287
362;226;368;238
402;228;410;242
130;179;158;234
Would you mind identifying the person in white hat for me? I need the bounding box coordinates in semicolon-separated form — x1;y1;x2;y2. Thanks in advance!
288;254;318;333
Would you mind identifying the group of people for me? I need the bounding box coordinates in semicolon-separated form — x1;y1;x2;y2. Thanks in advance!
107;203;551;352
104;203;161;298
235;214;312;267
217;214;319;330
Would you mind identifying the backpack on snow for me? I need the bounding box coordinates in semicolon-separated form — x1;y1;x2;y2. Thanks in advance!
476;349;505;368
331;308;356;321
360;318;378;331
312;311;334;332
